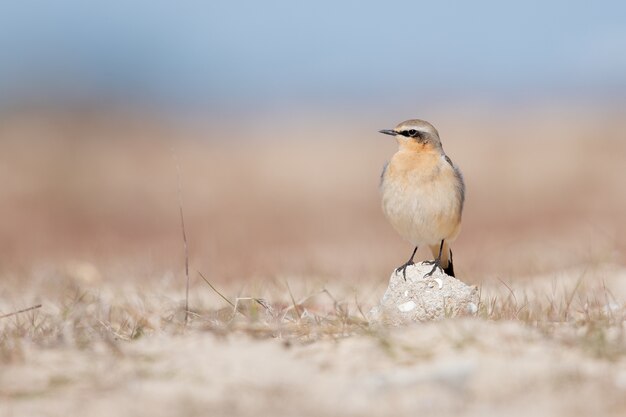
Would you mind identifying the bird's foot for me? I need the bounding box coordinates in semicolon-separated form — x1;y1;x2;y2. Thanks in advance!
423;259;443;278
395;261;414;281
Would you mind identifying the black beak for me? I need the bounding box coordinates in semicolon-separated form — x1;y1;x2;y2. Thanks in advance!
378;129;397;136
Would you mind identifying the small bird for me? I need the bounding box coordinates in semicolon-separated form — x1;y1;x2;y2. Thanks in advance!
379;119;465;279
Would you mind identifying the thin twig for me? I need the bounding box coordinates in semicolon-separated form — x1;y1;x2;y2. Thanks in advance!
0;304;42;320
172;149;190;324
563;273;585;321
228;297;254;322
285;281;302;319
354;293;368;322
197;271;235;308
497;278;517;305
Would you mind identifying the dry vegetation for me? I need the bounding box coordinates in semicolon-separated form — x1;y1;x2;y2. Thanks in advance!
1;106;626;416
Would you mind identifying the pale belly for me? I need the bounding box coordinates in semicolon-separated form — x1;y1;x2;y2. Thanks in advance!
381;170;461;246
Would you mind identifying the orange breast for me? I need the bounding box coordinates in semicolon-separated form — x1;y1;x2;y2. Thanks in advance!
381;147;462;245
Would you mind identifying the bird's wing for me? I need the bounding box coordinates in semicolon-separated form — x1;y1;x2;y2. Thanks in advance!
379;162;389;187
444;155;465;212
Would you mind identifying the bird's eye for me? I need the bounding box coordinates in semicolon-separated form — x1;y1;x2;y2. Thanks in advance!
408;129;417;137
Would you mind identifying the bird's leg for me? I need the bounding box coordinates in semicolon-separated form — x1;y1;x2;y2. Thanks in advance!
424;240;445;277
395;246;418;281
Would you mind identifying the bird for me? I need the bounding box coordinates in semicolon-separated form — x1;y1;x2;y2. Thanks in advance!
379;119;465;279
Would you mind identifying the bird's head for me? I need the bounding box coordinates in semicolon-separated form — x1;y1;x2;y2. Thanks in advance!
379;119;442;153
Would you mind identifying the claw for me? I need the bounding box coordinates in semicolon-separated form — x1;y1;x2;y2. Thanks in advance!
423;260;443;278
424;240;445;278
395;247;418;281
395;261;414;281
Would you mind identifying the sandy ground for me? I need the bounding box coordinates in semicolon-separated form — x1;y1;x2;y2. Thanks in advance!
1;107;626;416
3;321;625;417
2;263;626;417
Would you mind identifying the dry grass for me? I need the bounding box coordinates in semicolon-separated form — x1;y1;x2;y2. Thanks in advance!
2;265;626;416
1;106;626;416
2;263;624;354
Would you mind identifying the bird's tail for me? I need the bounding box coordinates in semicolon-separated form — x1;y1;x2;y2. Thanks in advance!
443;250;455;277
430;242;455;277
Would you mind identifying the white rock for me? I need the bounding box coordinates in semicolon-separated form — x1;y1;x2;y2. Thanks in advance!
368;262;479;325
466;302;478;314
397;301;417;312
603;302;621;314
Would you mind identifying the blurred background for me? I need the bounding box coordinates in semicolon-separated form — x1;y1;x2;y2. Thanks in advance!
1;0;625;287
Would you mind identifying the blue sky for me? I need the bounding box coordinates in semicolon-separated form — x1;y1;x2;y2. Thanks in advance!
1;0;625;107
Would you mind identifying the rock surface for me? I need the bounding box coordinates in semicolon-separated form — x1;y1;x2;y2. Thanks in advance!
369;262;479;325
